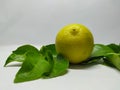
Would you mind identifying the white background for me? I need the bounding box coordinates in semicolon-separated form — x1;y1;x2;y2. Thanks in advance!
0;0;120;90
0;0;120;45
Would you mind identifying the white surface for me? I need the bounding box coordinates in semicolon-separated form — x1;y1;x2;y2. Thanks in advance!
1;45;120;90
0;0;120;45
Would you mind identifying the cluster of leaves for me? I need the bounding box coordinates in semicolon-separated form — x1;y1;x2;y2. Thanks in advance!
4;44;69;83
81;43;120;70
4;43;120;83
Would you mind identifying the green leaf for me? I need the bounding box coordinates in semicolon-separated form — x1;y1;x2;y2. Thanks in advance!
107;43;120;53
39;44;57;57
14;51;52;83
39;44;69;78
14;44;69;83
4;45;39;66
86;44;120;71
91;44;114;57
105;53;120;70
81;44;114;65
48;54;69;78
81;57;104;65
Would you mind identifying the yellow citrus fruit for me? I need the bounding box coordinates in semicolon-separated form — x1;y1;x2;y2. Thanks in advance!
55;24;94;64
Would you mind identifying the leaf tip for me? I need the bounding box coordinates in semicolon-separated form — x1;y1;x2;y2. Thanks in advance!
3;62;7;67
